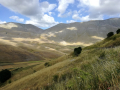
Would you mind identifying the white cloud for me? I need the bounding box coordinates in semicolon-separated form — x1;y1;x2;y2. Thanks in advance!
72;13;103;21
48;12;52;16
78;0;100;7
0;20;6;24
0;0;58;28
80;15;103;21
72;14;81;20
57;0;74;17
40;1;57;13
66;20;76;23
0;0;41;16
78;0;120;19
9;16;24;22
60;10;72;17
26;14;59;28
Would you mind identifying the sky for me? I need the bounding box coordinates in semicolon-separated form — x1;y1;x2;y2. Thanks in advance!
0;0;120;29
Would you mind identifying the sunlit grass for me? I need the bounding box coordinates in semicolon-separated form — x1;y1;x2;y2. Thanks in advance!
1;34;120;90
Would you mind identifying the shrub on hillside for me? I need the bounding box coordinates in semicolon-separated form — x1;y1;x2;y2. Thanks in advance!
8;80;11;84
107;32;114;38
116;29;120;34
0;69;11;83
44;62;50;67
53;75;59;82
74;47;82;56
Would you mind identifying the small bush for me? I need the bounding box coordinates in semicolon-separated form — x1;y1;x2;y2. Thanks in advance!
53;75;59;82
8;80;11;83
107;32;114;38
74;47;82;56
60;74;67;81
34;70;36;73
0;69;11;83
44;62;50;67
116;29;120;34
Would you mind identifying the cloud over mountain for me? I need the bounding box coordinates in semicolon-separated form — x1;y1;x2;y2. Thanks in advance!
10;16;24;22
0;0;58;28
0;0;120;28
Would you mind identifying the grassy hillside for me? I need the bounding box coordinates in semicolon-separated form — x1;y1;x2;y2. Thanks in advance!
0;42;63;63
0;43;44;63
0;34;120;90
84;33;120;49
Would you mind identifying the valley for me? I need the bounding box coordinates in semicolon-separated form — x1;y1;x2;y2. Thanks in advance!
0;18;120;90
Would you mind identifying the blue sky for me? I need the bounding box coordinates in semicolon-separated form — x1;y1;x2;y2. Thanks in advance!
0;0;120;29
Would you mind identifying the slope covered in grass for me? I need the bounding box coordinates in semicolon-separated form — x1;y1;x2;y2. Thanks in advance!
0;34;120;90
84;33;120;49
0;43;44;63
0;42;63;63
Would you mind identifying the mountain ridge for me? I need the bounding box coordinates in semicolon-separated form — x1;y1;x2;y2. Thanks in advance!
1;18;120;47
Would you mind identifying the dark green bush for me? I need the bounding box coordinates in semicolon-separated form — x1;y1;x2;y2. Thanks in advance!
44;62;50;67
34;70;36;73
116;29;120;34
53;75;59;82
61;74;67;81
74;47;82;56
8;80;11;83
0;69;11;83
107;32;114;38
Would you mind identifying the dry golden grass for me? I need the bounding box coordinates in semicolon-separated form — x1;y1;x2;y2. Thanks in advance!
1;34;120;90
0;43;44;62
0;46;120;90
0;55;75;90
0;42;63;63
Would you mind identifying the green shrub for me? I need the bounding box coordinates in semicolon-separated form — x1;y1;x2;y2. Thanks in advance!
8;80;11;83
44;62;50;67
116;29;120;34
112;36;116;40
107;32;114;38
74;47;82;56
34;70;36;73
0;69;11;83
61;74;67;81
53;75;59;82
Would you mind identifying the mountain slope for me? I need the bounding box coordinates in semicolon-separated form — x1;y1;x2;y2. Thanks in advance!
0;43;44;62
0;22;43;34
1;18;120;62
0;33;120;90
0;22;64;62
40;18;120;46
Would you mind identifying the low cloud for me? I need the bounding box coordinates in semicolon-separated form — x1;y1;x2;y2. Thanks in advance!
10;16;24;22
0;20;6;24
72;14;81;20
66;20;76;23
26;14;59;28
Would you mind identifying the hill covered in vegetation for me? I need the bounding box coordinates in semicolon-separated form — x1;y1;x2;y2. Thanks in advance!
0;31;120;90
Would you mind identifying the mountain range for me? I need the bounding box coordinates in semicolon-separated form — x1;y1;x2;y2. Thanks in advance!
0;18;120;62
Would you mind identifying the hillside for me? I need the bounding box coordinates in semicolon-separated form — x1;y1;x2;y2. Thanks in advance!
0;23;66;62
40;18;120;46
84;32;120;49
0;33;120;90
1;18;120;48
